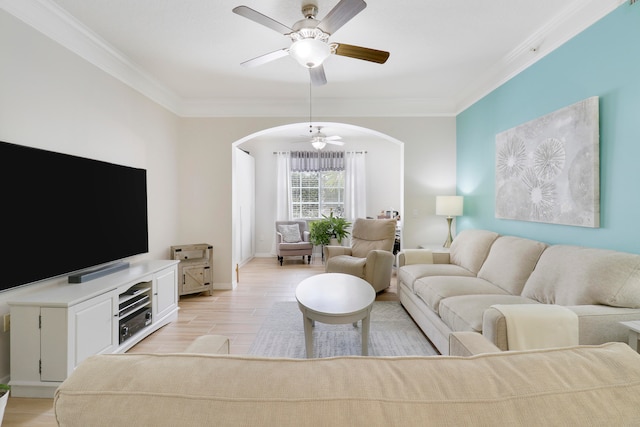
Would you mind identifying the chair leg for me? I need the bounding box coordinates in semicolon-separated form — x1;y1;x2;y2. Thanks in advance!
278;256;283;266
307;255;311;264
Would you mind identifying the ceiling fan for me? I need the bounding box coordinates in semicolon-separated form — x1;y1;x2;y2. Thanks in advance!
296;126;345;150
232;0;390;85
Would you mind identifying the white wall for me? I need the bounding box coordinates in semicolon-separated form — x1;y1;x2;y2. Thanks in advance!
0;10;181;383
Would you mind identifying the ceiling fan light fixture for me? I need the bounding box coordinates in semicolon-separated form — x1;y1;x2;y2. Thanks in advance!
311;140;327;150
289;38;331;68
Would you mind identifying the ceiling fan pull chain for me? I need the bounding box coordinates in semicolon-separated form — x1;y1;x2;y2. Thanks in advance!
309;81;313;134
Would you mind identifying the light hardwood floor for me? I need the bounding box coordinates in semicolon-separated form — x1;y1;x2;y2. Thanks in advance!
3;255;399;426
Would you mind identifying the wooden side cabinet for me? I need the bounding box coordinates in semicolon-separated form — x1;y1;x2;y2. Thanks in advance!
171;244;213;297
8;260;179;398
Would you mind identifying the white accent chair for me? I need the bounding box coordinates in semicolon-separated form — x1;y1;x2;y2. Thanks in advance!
275;220;313;266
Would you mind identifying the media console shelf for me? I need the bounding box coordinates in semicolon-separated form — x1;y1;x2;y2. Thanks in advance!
8;260;179;398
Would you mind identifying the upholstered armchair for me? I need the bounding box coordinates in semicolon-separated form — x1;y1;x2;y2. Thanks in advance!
324;218;397;292
275;220;313;266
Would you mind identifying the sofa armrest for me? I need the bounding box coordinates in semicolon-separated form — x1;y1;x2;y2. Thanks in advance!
398;249;432;267
449;331;502;356
183;335;230;355
397;249;450;267
324;245;352;261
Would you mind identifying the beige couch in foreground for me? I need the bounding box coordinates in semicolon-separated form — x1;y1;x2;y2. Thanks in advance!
54;335;640;426
398;229;640;354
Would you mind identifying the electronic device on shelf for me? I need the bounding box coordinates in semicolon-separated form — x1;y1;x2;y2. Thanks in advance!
118;284;152;344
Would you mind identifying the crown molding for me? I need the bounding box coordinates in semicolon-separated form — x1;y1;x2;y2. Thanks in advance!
454;0;626;114
2;0;626;118
176;97;457;118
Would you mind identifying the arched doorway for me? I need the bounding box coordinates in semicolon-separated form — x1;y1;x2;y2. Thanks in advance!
231;121;404;286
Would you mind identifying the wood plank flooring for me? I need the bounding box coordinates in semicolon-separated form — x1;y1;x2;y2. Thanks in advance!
2;256;399;426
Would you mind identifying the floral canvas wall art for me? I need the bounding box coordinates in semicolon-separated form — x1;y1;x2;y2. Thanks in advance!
495;97;599;227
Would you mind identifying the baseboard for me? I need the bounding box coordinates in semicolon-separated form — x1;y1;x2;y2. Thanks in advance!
213;282;236;290
254;252;275;258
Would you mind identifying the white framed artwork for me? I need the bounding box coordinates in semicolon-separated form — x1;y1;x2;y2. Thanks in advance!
495;96;600;228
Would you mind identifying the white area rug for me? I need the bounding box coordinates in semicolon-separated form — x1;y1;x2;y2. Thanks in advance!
249;301;438;358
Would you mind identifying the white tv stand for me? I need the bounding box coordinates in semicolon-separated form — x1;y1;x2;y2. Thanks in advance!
8;260;179;398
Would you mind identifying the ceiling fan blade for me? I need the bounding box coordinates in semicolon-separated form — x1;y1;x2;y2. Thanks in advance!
309;66;327;86
317;0;366;35
327;140;345;146
325;135;342;141
232;6;293;35
333;43;390;64
240;48;289;68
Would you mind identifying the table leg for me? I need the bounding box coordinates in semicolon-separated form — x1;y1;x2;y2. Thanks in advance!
629;330;639;352
361;314;370;356
303;315;314;358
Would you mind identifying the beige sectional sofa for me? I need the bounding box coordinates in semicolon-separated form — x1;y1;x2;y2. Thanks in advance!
54;334;640;426
398;229;640;354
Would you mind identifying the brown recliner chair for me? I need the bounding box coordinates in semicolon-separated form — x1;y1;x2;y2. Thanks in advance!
324;218;397;292
275;220;313;266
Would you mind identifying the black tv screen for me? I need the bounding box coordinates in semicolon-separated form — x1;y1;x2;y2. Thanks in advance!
0;141;149;292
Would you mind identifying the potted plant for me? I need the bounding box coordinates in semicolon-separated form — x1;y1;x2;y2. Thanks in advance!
309;212;351;246
0;384;9;425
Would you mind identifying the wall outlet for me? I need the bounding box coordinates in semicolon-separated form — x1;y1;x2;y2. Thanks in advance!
3;314;9;332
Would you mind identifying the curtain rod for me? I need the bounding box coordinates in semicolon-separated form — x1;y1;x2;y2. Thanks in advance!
273;151;367;154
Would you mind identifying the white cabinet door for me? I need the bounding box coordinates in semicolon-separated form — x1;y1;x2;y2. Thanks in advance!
40;307;68;382
73;293;117;367
155;267;177;321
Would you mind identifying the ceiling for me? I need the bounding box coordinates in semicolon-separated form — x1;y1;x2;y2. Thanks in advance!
6;0;622;120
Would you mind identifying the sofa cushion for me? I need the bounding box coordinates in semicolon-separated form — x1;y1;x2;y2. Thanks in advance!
278;241;313;251
277;224;302;243
522;245;640;307
398;263;475;293
477;236;547;295
414;276;509;314
449;229;499;274
439;294;539;333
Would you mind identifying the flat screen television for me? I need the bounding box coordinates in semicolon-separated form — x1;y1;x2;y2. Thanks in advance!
0;140;149;292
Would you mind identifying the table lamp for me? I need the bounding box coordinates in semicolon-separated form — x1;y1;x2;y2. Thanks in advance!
436;196;463;248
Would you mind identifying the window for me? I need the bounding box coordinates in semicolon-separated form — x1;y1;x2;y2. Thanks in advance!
291;170;344;219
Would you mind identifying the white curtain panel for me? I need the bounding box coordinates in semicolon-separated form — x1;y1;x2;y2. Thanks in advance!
344;151;367;221
273;152;292;254
275;152;292;221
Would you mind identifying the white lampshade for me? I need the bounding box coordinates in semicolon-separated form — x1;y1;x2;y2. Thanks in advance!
311;140;326;150
436;196;463;217
289;38;331;68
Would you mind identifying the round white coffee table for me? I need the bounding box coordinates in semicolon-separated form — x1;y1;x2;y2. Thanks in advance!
295;273;376;358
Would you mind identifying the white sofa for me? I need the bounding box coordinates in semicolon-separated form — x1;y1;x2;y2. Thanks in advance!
398;229;640;354
54;334;640;426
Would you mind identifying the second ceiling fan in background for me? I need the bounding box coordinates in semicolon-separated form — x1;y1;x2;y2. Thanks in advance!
232;0;390;85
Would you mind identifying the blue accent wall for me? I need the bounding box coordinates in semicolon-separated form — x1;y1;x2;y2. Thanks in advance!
456;3;640;253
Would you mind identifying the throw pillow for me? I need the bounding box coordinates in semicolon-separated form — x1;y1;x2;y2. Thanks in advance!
278;224;302;243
